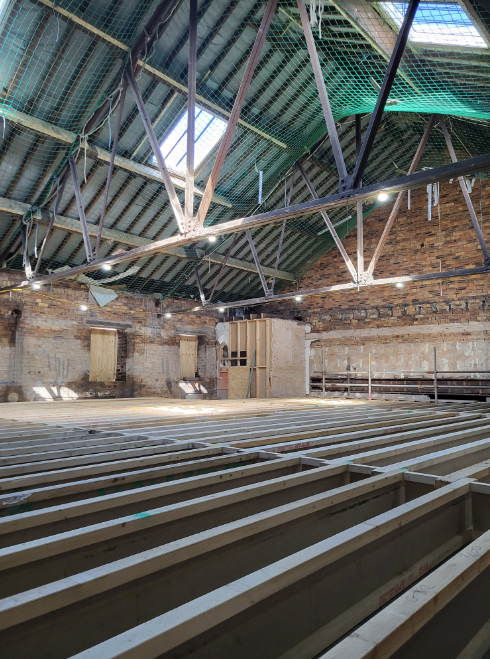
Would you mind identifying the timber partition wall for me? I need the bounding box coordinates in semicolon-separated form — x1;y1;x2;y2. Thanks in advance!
228;319;271;399
3;397;490;658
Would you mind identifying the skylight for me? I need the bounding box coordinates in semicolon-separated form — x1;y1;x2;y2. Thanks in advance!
380;2;487;48
0;0;9;27
152;107;227;174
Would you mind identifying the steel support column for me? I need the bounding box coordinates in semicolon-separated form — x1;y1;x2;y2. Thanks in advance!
365;114;437;281
95;78;128;257
68;156;94;262
297;162;357;281
194;0;279;229
246;229;272;297
126;66;186;233
440;118;490;267
194;266;206;305
351;0;420;188
185;0;198;231
297;0;347;188
355;114;364;279
208;234;239;304
271;220;286;294
272;168;295;293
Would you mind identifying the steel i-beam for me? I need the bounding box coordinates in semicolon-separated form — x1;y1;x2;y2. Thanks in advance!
246;229;272;297
95;78;128;257
203;265;490;310
4;150;490;293
68;156;94;262
271;168;296;293
351;0;420;188
194;0;279;229
33;176;67;276
355;114;364;279
296;0;348;189
185;0;198;232
208;234;239;304
364;114;437;282
194;266;207;305
126;66;186;234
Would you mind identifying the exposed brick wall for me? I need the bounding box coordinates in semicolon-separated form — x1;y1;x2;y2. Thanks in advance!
272;181;490;332
265;181;490;393
0;271;218;402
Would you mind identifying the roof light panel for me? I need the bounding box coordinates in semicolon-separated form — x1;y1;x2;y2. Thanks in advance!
152;107;227;174
380;2;487;48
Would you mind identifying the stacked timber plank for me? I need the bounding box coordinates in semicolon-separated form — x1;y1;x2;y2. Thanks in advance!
1;398;490;658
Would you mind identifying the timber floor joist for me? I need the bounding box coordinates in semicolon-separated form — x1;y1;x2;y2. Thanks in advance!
1;397;490;658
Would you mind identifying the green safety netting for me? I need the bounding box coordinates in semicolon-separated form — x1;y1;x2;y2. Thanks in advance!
0;0;489;303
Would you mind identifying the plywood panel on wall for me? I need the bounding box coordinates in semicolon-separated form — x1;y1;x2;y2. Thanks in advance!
228;366;250;399
180;336;198;379
89;329;117;382
270;319;306;397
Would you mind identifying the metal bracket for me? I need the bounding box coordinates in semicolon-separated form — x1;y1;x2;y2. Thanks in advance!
340;175;353;194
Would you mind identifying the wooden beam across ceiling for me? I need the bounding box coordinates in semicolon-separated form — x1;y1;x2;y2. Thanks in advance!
0;196;296;281
31;0;288;150
0;107;231;208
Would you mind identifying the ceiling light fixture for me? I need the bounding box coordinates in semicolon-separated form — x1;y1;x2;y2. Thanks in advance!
32;283;41;289
208;235;217;243
396;282;404;288
377;193;389;202
165;312;172;318
218;307;225;312
102;264;112;271
295;296;302;302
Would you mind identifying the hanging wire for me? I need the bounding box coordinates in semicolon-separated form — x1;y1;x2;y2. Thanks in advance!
108;96;113;149
52;175;60;219
33;214;39;258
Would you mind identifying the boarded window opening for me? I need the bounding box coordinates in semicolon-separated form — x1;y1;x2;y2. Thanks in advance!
89;329;117;382
180;335;198;379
